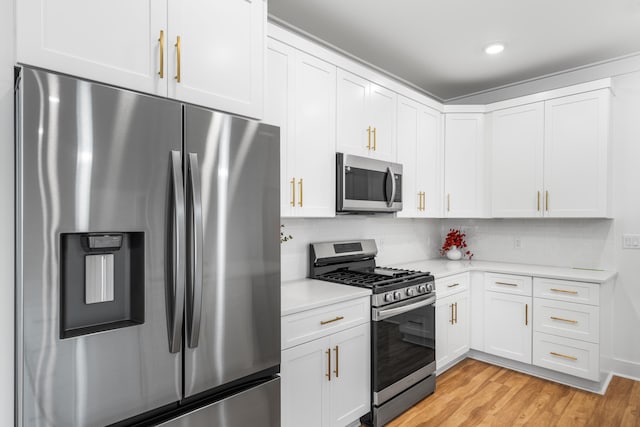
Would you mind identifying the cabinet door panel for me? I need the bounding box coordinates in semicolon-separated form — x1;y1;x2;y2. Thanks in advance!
337;70;369;157
293;53;337;217
449;293;470;360
168;0;264;118
484;292;531;363
396;97;420;217
491;103;544;217
419;107;443;217
17;0;166;95
544;90;610;217
265;40;294;217
281;338;329;427
368;84;397;161
444;114;485;217
435;299;452;369
330;324;371;427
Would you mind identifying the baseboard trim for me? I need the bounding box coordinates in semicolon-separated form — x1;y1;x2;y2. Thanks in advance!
465;350;612;395
611;357;640;381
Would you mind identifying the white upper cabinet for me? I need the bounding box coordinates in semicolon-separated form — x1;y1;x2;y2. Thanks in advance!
544;90;610;217
265;39;336;218
491;102;545;217
167;0;264;118
444;113;485;217
337;70;397;161
397;96;443;218
490;89;611;218
17;0;167;96
17;0;265;118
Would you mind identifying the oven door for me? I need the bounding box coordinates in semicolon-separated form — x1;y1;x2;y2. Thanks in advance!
337;153;402;213
371;294;436;406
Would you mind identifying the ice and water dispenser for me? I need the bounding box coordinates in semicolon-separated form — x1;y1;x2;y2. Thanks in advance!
60;232;145;338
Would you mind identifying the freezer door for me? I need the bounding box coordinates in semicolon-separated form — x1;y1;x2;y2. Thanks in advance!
183;105;280;397
159;377;280;427
16;68;183;426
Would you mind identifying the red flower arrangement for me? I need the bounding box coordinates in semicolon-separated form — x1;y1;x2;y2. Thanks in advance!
440;228;473;259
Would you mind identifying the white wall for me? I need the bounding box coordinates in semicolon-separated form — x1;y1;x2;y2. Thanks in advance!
281;217;441;282
1;0;14;423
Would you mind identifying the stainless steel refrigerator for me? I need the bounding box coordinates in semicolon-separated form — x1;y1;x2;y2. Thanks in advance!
15;67;281;427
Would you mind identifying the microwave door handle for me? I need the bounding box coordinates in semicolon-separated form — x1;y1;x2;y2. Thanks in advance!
187;153;203;348
385;166;395;207
373;295;436;321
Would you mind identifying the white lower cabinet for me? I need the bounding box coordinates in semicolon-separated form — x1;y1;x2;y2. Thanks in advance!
532;277;602;381
435;291;469;373
281;298;370;427
483;274;532;364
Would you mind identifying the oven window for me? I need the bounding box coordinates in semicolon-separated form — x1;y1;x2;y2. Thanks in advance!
372;304;435;393
344;167;401;202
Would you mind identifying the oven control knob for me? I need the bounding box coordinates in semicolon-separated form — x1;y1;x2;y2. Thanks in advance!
393;291;402;300
426;283;434;292
406;288;415;297
384;293;394;302
418;285;427;293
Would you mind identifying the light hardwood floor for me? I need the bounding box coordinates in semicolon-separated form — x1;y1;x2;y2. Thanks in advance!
384;359;640;426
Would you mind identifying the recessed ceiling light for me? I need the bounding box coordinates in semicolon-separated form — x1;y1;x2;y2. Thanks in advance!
485;43;505;55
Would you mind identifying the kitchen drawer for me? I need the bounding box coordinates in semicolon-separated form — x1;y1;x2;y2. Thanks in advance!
436;272;469;299
533;298;599;343
533;332;599;381
484;272;532;296
533;278;600;306
281;296;369;350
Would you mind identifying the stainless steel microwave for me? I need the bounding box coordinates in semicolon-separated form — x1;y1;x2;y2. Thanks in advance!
336;153;403;213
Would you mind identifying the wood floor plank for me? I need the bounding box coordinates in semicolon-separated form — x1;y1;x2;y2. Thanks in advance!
373;360;640;427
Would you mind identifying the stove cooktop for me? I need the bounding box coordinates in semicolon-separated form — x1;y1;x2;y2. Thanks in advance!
314;267;432;293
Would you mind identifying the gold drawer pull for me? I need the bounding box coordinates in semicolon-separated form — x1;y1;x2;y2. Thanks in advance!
550;288;578;295
525;304;528;326
158;30;165;78
496;281;518;287
174;35;181;82
550;351;577;361
333;345;339;378
447;283;460;288
320;316;344;325
551;316;578;324
367;126;372;149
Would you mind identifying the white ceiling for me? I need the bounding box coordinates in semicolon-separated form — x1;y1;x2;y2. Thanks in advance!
268;0;640;101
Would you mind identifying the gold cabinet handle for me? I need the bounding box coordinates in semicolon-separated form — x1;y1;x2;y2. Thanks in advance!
333;345;339;378
326;349;331;381
495;281;518;287
454;302;458;324
550;351;577;361
373;127;377;150
298;178;303;207
525;303;529;326
422;192;426;211
450;303;454;324
290;178;295;207
367;126;372;150
550;288;578;295
447;283;460;288
158;30;165;78
320;316;344;325
550;316;578;324
447;193;451;212
537;191;540;212
175;36;181;82
545;190;549;212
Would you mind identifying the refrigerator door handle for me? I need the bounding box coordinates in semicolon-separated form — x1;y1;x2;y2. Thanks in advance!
187;152;204;348
169;150;186;353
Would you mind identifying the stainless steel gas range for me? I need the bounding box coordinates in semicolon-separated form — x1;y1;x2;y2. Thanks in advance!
309;240;436;427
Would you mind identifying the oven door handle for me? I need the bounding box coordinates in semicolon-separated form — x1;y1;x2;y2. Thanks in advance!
373;295;436;321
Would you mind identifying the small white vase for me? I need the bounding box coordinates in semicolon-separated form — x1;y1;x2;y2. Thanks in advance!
446;245;463;260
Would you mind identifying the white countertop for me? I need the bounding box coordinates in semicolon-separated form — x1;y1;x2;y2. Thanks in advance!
391;259;617;283
281;278;371;316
